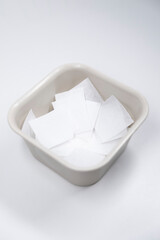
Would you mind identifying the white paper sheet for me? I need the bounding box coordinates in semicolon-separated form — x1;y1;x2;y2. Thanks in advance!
86;100;101;129
29;109;74;148
50;137;85;157
50;131;120;158
106;128;127;142
50;139;76;156
95;95;134;143
62;147;105;168
86;132;120;155
54;100;101;128
28;88;133;167
55;78;103;103
54;88;91;134
72;78;103;102
22;109;36;136
53;99;101;141
76;131;92;141
77;133;119;155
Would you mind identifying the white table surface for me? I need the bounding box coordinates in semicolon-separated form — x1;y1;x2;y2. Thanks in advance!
1;0;160;239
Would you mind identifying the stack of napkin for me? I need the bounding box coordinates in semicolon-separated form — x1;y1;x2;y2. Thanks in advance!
22;78;133;168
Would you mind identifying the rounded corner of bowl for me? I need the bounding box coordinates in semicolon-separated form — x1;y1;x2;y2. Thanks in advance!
138;93;149;122
7;102;21;135
8;104;16;130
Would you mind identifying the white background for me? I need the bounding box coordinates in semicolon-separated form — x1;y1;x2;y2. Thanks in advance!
0;0;160;239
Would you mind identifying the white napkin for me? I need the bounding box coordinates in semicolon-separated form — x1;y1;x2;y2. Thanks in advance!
54;88;91;134
29;109;74;148
86;100;101;129
85;132;120;155
50;139;76;157
95;95;133;143
62;147;105;169
72;78;103;102
26;79;134;169
50;132;119;158
53;99;101;142
55;78;103;103
22;109;36;136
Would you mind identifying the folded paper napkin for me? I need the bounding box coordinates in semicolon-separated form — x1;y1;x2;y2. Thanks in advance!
23;78;134;168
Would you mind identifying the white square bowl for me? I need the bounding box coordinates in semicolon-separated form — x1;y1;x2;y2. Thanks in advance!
8;63;148;186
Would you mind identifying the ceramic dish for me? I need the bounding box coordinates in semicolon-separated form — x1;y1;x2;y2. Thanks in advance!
8;64;148;186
